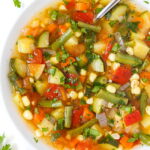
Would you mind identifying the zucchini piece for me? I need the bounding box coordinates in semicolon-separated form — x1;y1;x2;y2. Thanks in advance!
64;106;73;128
76;54;88;67
110;5;127;21
28;64;45;80
39;100;63;108
95;76;107;85
51;107;65;120
18;37;35;53
93;98;103;114
37;118;53;135
133;39;149;59
13;92;24;109
37;31;50;48
35;81;48;95
14;58;27;78
91;58;104;72
48;66;65;85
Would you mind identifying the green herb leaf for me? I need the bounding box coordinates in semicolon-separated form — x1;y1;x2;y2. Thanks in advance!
43;52;50;60
48;68;56;76
126;22;139;32
33;137;38;143
13;0;21;8
50;10;58;21
42;127;49;132
83;128;101;139
112;43;120;52
51;133;61;142
147;36;150;41
2;144;12;150
109;20;118;27
95;8;103;14
0;134;5;144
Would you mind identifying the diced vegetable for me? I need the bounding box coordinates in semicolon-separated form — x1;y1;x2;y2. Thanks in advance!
110;5;127;21
116;53;143;67
64;36;78;48
140;90;148;115
48;66;65;85
120;135;134;149
97;89;128;104
35;81;48;95
78;21;101;33
141;114;150;128
39;100;63;108
133;39;149;59
51;28;73;50
124;110;142;126
64;106;73;128
96;113;108;127
13;92;24;109
98;144;117;150
91;58;104;72
93;98;103;114
37;31;49;48
76;54;88;67
95;76;107;85
140;133;150;146
145;84;150;98
18;37;35;53
28;64;45;79
68;119;98;136
14;58;27;78
51;107;65;120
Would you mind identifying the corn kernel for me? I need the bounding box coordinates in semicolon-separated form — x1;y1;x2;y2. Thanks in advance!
22;96;30;107
111;133;120;140
126;47;134;55
89;72;97;82
86;97;93;104
80;69;87;76
78;91;84;99
131;80;140;88
112;62;120;71
69;91;78;100
108;53;116;62
23;110;33;120
106;85;116;93
130;74;140;81
131;86;141;95
35;129;43;138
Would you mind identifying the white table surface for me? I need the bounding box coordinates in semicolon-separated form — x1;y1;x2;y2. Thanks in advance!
0;1;35;149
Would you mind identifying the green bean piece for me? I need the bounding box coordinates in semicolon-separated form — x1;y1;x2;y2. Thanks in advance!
139;59;150;73
140;133;150;146
67;119;98;136
95;76;108;85
97;89;128;104
78;21;101;33
140;91;148;116
39;100;63;108
64;106;73;128
51;28;73;50
116;53;143;67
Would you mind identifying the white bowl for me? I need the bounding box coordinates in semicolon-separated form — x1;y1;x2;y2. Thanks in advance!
0;0;149;150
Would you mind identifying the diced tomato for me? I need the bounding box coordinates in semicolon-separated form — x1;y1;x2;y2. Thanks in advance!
76;139;93;150
72;107;83;128
102;42;113;61
66;0;75;10
124;110;142;126
112;66;132;85
27;49;43;64
72;11;94;24
33;109;45;124
44;84;66;100
66;73;78;86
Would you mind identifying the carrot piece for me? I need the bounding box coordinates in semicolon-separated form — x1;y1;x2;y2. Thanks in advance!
120;135;134;149
140;72;150;81
70;138;79;148
82;106;95;121
61;57;76;67
33;109;45;124
79;75;86;83
75;3;90;11
59;24;69;35
47;23;58;33
132;17;144;28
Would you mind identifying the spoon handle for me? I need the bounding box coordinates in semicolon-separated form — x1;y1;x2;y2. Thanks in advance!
94;0;121;22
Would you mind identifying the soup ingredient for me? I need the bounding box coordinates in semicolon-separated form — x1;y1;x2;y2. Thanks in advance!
140;90;148;115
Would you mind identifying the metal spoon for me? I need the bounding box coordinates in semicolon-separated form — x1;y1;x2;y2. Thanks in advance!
94;0;121;22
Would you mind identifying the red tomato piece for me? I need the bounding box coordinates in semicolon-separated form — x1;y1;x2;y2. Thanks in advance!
76;139;92;150
112;66;132;85
44;84;66;100
27;49;43;64
72;11;94;24
124;110;142;126
102;42;113;61
72;107;83;128
66;73;78;86
66;0;75;10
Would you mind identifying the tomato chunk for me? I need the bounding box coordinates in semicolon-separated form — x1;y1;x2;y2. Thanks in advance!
27;49;43;64
66;73;78;86
72;11;94;24
124;110;142;126
112;66;132;85
76;139;93;150
66;0;75;10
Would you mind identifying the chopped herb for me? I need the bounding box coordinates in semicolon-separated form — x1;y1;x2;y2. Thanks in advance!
63;0;69;5
2;144;12;150
28;54;33;59
126;22;139;32
112;43;120;52
121;106;132;113
0;134;5;144
109;20;118;27
54;118;64;130
70;19;78;31
48;68;56;76
13;0;21;8
142;78;149;83
51;133;61;142
144;0;149;4
92;86;101;93
61;47;70;62
108;119;114;127
26;106;31;110
105;12;111;20
26;35;34;39
43;52;50;60
50;10;58;21
63;84;72;89
95;8;103;14
147;36;150;41
83;128;100;139
60;76;65;83
42;127;49;132
34;137;39;143
56;52;61;62
80;99;86;105
89;105;93;111
128;133;139;143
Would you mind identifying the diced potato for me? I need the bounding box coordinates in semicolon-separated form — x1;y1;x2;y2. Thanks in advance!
141;114;150;128
130;32;145;40
65;36;78;48
35;81;48;95
51;107;64;120
37;118;53;136
94;41;106;55
18;37;35;53
145;84;150;98
102;21;114;34
13;92;24;109
133;39;149;59
28;64;45;80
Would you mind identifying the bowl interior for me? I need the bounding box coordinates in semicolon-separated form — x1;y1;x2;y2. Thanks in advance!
0;0;149;150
